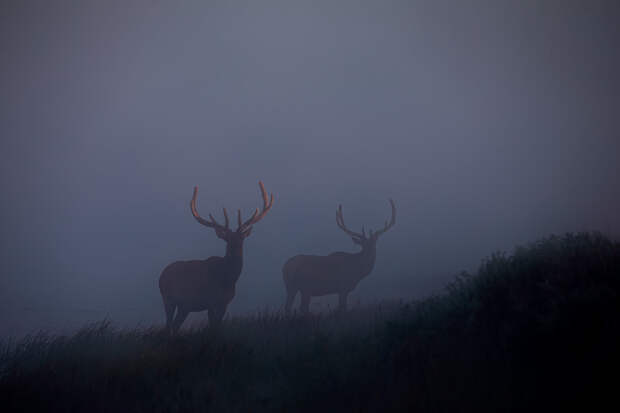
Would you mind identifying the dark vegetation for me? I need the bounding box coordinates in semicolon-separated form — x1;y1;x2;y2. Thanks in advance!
1;232;619;412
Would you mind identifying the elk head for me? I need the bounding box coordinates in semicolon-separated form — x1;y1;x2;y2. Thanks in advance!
336;199;396;250
190;181;274;256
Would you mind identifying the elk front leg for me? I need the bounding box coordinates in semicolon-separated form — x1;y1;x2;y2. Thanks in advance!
208;305;226;330
338;292;348;312
285;290;297;316
300;293;311;314
162;295;176;333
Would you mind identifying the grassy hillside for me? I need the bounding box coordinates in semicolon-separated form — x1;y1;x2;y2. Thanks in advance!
2;232;619;412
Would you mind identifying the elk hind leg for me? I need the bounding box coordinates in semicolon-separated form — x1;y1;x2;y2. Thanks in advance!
171;307;189;334
338;292;348;313
284;290;298;316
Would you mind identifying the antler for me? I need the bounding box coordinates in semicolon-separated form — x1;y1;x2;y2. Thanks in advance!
238;181;274;232
336;205;366;239
373;199;396;237
190;186;230;231
336;199;396;240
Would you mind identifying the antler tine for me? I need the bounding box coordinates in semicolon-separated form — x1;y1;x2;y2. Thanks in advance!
222;208;229;229
238;181;274;231
190;186;230;231
336;204;365;239
374;198;396;236
240;208;259;229
208;213;225;228
190;186;216;227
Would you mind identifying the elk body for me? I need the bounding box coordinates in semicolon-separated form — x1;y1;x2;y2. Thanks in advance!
283;200;396;314
159;182;273;333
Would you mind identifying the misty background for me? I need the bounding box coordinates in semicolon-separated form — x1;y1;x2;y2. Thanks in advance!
1;0;619;338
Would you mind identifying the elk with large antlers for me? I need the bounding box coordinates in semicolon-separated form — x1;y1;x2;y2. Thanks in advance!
159;181;273;333
283;199;396;314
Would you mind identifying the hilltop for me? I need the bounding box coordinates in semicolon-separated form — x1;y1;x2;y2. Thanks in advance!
1;232;619;412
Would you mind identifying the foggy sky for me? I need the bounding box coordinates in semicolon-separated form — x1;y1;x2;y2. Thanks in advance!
1;0;619;337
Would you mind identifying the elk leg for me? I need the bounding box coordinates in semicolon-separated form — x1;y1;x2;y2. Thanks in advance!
208;306;226;330
300;293;311;314
171;308;189;334
285;290;298;315
162;295;176;332
338;292;348;312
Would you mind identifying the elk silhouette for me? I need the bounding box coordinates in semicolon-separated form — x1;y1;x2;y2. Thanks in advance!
283;199;396;314
159;181;273;333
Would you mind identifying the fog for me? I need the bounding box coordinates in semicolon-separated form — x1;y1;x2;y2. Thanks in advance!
1;0;618;338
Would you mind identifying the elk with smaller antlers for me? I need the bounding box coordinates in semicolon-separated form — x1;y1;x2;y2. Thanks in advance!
283;199;396;314
159;181;273;333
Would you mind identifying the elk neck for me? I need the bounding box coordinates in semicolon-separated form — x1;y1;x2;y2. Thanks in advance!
356;242;377;274
223;239;244;278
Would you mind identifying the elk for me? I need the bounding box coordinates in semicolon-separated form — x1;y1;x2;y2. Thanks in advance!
283;199;396;314
159;181;273;333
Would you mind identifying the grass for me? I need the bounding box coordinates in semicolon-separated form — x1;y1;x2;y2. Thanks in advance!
1;232;619;412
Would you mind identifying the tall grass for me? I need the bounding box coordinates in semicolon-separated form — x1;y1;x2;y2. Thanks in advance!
1;232;619;412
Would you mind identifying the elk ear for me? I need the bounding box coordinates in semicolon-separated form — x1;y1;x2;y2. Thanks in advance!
352;236;363;245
